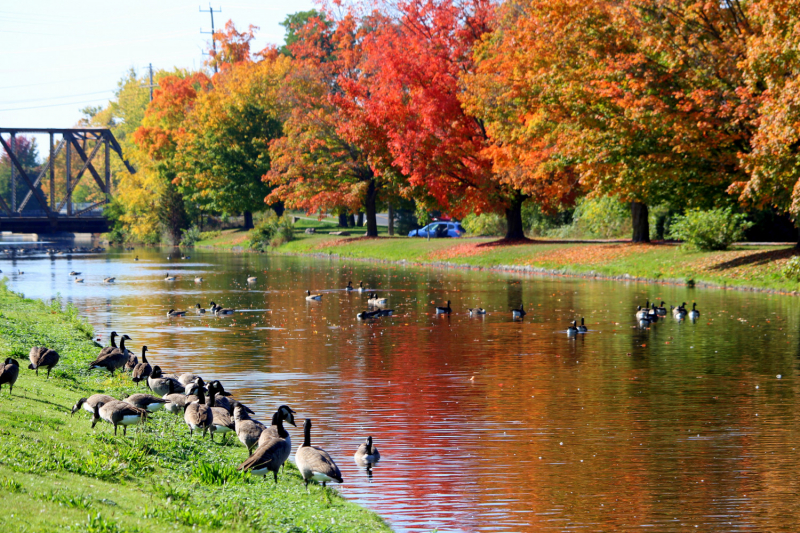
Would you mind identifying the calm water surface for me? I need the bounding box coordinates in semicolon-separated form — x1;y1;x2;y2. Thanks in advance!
3;247;800;532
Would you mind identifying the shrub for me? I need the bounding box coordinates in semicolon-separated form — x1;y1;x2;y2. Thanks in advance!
248;212;295;251
782;256;800;281
668;207;752;251
461;212;506;236
571;196;630;239
179;226;201;246
199;230;221;241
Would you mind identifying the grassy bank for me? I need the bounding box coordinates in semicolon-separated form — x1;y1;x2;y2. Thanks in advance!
0;283;389;532
194;217;800;292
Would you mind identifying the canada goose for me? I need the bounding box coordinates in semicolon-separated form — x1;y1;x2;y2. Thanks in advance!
184;384;214;438
378;309;394;317
357;309;381;320
258;405;296;451
164;273;176;281
306;290;322;301
71;394;116;416
0;357;20;394
123;393;169;413
207;382;235;442
103;277;115;283
28;346;60;378
234;403;266;455
688;302;700;320
148;366;183;396
295;418;343;489
237;411;291;483
134;256;139;261
88;335;130;375
195;303;206;314
167;255;172;260
194;276;203;283
124;349;138;372
639;315;653;327
178;373;203;388
577;318;588;333
635;306;648;320
358;281;366;293
166;309;187;317
131;346;152;386
247;275;257;283
673;302;688;319
655;301;667;316
469;308;486;316
182;255;190;260
69;271;81;276
92;400;148;436
204;380;237;413
370;293;388;306
354;435;380;465
435;301;452;314
212;302;235;315
74;278;84;283
512;303;526;319
97;331;120;357
567;321;579;336
345;281;354;291
163;380;197;414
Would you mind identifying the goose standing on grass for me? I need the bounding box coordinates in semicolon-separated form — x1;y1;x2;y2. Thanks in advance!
512;303;526;319
345;281;354;291
88;335;130;375
354;436;381;465
124;349;138;372
295;418;343;489
92;400;148;436
207;382;235;442
577;318;588;333
123;393;169;413
148;366;183;396
164;273;176;281
567;321;579;336
247;275;257;283
237;410;291;483
688;302;700;320
163;380;197;414
258;405;296;463
131;346;152;387
184;383;214;438
195;303;206;314
179;373;203;389
0;357;20;394
28;346;60;378
166;309;187;317
306;290;322;301
71;394;116;417
234;403;266;455
435;300;452;315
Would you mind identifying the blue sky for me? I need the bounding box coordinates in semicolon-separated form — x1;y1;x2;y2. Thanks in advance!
0;1;315;156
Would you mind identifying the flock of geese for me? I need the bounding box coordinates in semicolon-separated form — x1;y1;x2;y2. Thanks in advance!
0;330;383;489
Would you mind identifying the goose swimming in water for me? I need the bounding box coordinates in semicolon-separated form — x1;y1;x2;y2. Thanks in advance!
435;301;452;315
688;302;700;320
306;290;322;301
578;318;588;333
567;321;579;336
164;273;176;281
469;308;486;316
512;303;526;319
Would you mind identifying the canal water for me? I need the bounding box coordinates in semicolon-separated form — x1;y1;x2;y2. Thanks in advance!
2;247;799;532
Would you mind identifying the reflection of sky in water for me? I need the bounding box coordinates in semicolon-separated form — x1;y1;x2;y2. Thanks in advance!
3;247;800;532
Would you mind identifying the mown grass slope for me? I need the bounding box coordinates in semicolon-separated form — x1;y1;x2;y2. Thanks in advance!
0;283;389;533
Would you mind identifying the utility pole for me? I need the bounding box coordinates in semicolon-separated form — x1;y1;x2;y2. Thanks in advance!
140;63;158;102
200;4;221;74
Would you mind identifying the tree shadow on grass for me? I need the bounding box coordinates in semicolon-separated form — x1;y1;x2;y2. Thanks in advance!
708;248;797;272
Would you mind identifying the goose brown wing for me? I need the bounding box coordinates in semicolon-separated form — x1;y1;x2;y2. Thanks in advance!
298;446;343;482
210;407;234;429
238;441;279;471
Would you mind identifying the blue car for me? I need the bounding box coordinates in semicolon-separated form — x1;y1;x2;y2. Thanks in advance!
408;221;466;238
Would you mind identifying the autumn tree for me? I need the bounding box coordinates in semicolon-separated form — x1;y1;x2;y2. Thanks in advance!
467;0;755;242
133;72;212;243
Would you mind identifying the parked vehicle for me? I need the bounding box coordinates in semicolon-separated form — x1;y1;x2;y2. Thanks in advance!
408;221;466;238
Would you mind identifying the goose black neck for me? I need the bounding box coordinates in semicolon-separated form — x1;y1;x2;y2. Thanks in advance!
303;419;312;447
196;386;206;405
208;388;216;407
273;411;288;438
110;332;118;348
141;347;148;362
119;337;127;351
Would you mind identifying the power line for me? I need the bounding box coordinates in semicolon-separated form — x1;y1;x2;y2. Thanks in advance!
0;98;112;113
140;63;158;102
200;4;222;74
2;89;116;105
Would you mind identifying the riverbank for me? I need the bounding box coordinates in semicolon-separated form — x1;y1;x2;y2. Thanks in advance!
196;223;800;294
0;283;389;532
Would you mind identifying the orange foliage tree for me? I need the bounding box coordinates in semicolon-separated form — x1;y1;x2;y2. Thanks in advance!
467;0;757;242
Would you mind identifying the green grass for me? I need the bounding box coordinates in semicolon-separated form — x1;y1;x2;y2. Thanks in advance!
0;282;389;533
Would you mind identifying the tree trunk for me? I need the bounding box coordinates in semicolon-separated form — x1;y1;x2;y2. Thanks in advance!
504;194;526;240
348;213;356;227
338;211;348;228
243;211;254;229
631;201;650;243
364;178;378;237
357;211;364;227
388;203;394;236
271;201;284;217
